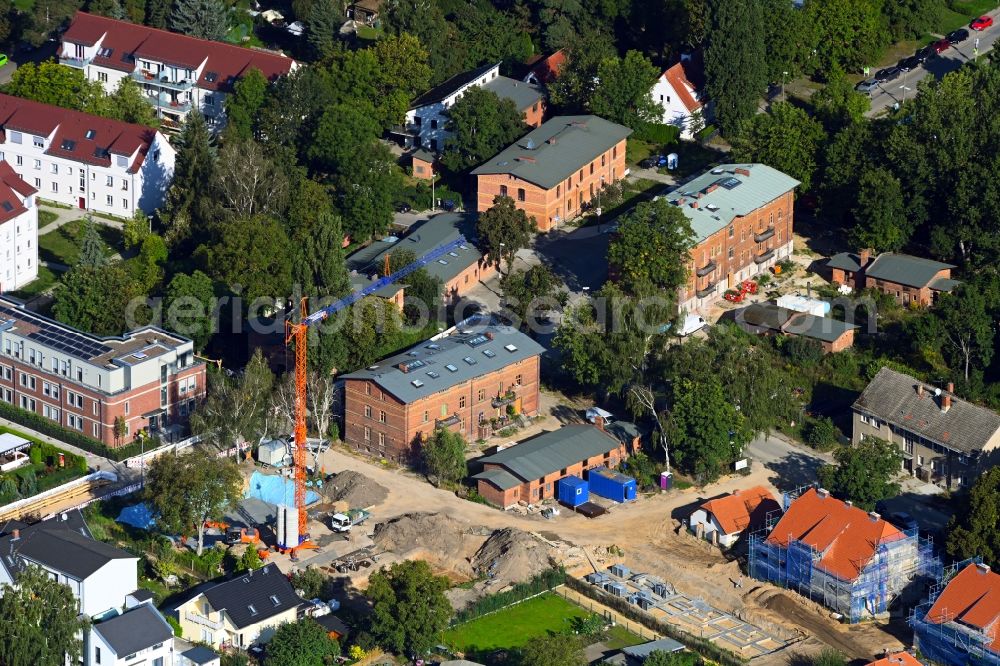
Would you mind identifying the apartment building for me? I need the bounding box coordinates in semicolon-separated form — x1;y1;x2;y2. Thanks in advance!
341;320;545;461
399;62;546;151
852;367;1000;490
60;11;297;131
472;115;631;231
668;163;799;312
0;161;39;292
0;94;175;218
0;296;206;447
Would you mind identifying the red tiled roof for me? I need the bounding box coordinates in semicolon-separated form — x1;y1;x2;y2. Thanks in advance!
62;12;296;91
0;94;157;173
528;50;566;85
700;485;779;535
662;62;700;114
765;488;905;582
926;563;1000;653
0;161;33;225
865;652;923;666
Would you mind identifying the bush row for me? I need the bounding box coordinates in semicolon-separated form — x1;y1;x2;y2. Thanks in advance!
451;566;566;625
0;400;145;462
564;576;748;666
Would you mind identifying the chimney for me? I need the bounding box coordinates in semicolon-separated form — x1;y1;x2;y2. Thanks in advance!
947;382;954;394
844;500;853;507
11;529;19;540
734;167;750;177
917;385;924;398
705;184;719;194
859;248;872;267
942;394;952;413
976;562;991;574
594;416;606;432
869;511;881;522
816;488;829;498
399;363;408;373
690;202;699;209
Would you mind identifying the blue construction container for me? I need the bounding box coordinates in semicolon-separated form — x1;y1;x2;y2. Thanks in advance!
557;475;589;507
587;466;637;503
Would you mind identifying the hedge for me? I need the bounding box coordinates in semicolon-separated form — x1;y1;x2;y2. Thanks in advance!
451;567;566;625
633;123;681;145
564;576;749;666
0;400;146;462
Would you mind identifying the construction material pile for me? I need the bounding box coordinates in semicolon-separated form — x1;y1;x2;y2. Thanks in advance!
326;470;388;508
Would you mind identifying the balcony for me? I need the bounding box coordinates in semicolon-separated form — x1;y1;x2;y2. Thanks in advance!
754;227;775;243
184;611;223;630
435;413;461;429
696;281;718;299
696;260;717;278
149;93;192;114
60;55;92;68
491;387;521;408
754;248;775;264
132;70;195;91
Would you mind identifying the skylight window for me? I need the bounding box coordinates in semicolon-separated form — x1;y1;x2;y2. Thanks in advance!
85;129;96;140
467;335;489;347
426;371;440;379
407;350;419;356
448;251;459;257
248;604;258;615
482;349;496;358
445;364;458;372
205;71;218;82
437;259;448;265
411;379;424;388
97;47;113;57
504;344;518;352
463;356;477;365
425;343;440;350
270;595;280;606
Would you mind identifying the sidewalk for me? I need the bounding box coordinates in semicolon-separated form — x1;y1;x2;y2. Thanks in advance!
37;202;125;236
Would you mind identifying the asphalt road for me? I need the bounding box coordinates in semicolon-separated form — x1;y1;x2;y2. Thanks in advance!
866;10;1000;116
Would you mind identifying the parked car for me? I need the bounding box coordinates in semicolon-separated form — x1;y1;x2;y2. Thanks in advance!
897;56;921;72
855;79;880;95
639;157;657;169
931;38;951;53
441;199;456;211
874;66;901;82
396;203;411;213
948;28;971;43
971;15;993;31
0;55;8;68
914;46;935;63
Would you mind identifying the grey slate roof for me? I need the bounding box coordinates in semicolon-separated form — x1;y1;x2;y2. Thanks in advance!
341;319;545;405
472;467;521;491
181;645;220;665
621;638;686;659
471;115;632;190
827;252;862;272
930;277;961;293
864;253;955;289
482;75;544;111
478;424;624;483
411;62;497;108
346;213;483;288
783;312;858;343
662;164;799;241
0;514;134;580
93;604;174;657
741;303;793;331
201;563;302;630
853;367;1000;454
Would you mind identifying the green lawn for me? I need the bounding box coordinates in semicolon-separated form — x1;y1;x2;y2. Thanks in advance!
7;265;59;300
38;219;123;266
38;210;58;227
442;593;588;654
603;625;645;650
12;0;32;11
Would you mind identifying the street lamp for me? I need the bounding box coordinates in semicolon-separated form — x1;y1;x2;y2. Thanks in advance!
899;84;912;105
781;71;788;102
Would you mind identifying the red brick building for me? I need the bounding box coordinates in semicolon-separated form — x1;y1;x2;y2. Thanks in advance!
0;296;205;447
472;115;631;231
737;303;858;353
827;250;959;307
341;322;545;462
472;423;640;508
666;164;799;313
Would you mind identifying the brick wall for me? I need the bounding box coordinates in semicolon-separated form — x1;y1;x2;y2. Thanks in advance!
522;99;546;128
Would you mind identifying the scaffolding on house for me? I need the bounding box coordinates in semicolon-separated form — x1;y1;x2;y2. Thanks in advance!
748;487;942;623
909;558;1000;666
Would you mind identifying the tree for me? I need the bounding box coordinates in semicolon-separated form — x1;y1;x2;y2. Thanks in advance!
548;35;617;113
6;61;106;113
813;649;848;666
123;210;151;250
804;417;839;449
53;263;145;336
704;0;767;136
589;50;663;132
145;0;169;26
607;198;695;297
291;567;330;599
170;0;229;40
306;0;341;60
0;565;90;666
805;0;889;74
925;285;996;383
224;69;268;141
25;0;83;46
382;0;454;84
644;651;701;666
163;112;216;247
144;448;243;555
236;545;263;572
946;467;1000;567
667;376;749;482
113;415;128;447
215;139;288;219
421;428;467;486
818;437;903;510
850;167;909;252
207;215;292;306
191;349;275;452
552;304;604;388
810;66;869;129
477;195;536;277
731;102;826;191
388;248;442;323
518;634;585;666
366;560;452;657
500;264;562;328
165;270;216;352
106;77;158;126
441;87;528;171
77;217;108;267
265;618;340;666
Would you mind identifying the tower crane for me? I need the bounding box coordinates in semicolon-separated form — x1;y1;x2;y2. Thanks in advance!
281;234;468;548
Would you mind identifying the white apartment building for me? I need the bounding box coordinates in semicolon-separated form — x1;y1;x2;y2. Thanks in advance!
0;161;38;292
61;11;297;131
0;93;175;218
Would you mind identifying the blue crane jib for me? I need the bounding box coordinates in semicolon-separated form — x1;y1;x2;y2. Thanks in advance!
302;235;468;327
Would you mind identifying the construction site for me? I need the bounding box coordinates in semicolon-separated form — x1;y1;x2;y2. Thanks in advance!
748;486;941;623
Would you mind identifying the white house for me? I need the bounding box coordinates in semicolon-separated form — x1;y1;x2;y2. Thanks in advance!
400;62;545;152
651;56;706;140
89;600;176;666
0;161;39;292
60;11;297;132
688;486;779;548
0;93;175;218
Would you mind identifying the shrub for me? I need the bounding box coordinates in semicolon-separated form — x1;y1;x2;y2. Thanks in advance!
634;123;681;145
0;400;147;461
165;614;183;637
804;417;840;449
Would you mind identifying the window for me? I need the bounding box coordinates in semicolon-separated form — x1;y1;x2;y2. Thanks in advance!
728;225;734;238
378;410;386;423
116;156;127;168
364;405;372;418
515;374;522;385
440;403;448;417
153;658;163;666
517;188;525;202
430;119;438;129
106;175;113;187
98;71;108;82
423;410;429;423
15;155;21;166
478;388;486;401
612;146;617;159
106;195;112;206
95;647;101;664
33;178;40;188
122;198;128;210
601;154;606;167
50;164;58;174
51;182;58;193
728;247;734;259
378;432;385;446
500;185;507;197
33;159;41;170
366;383;372;395
364;426;370;441
9;131;21;144
459;395;466;409
32;136;43;148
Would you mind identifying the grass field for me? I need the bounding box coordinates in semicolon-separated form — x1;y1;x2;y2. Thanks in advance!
442;593;589;654
38;219;123;266
7;265;59;299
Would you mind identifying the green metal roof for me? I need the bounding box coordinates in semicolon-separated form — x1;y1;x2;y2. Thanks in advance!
661;164;799;242
472;468;521;491
478;424;623;483
864;253;955;289
482;76;544;111
471;115;632;190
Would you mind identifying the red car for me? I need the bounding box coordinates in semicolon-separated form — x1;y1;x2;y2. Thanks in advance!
931;38;951;53
971;15;993;31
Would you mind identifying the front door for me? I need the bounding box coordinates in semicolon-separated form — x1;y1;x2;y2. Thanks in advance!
78;197;85;209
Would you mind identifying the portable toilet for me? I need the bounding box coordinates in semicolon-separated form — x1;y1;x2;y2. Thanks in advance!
557;475;589;507
588;466;638;503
